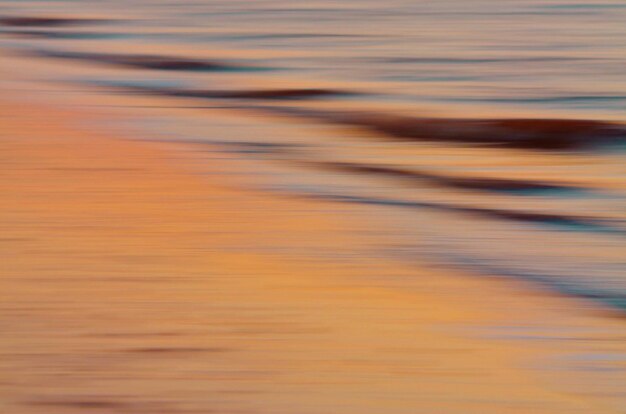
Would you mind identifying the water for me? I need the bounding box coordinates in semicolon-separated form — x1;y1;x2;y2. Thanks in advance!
1;0;625;311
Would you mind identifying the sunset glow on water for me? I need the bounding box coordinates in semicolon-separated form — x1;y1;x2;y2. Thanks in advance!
1;1;625;413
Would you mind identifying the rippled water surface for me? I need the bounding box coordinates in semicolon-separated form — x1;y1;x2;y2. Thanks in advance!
1;0;625;310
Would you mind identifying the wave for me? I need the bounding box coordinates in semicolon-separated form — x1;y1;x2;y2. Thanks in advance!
412;250;626;312
2;30;129;40
0;16;105;27
298;160;587;195
280;189;625;235
69;80;354;101
79;83;625;151
138;86;357;101
241;106;625;151
28;49;269;72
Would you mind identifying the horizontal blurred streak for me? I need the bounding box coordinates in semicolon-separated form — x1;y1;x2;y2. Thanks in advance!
291;160;590;196
77;81;626;149
0;16;107;27
23;48;270;71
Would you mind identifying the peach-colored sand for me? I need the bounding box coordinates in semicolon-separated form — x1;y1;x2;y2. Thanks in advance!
1;98;624;413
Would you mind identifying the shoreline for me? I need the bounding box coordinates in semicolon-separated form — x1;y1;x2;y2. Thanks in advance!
1;96;624;413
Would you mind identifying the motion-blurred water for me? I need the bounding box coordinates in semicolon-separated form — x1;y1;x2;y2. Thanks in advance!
1;0;625;310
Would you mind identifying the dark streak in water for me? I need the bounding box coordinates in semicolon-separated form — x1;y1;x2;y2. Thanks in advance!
125;347;231;353
76;84;625;150
72;80;625;151
83;332;182;337
205;140;298;154
140;138;300;155
41;167;141;172
28;400;129;409
149;87;356;101
93;82;358;101
0;16;105;27
212;32;367;41
29;50;267;72
3;30;129;40
299;160;586;196
414;250;626;313
240;106;625;151
282;190;624;235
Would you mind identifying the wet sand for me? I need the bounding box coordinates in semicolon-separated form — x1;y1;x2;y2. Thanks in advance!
1;97;625;413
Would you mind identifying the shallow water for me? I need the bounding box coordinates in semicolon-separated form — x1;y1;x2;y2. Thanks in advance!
1;0;625;311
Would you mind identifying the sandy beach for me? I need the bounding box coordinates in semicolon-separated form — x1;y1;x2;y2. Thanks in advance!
1;96;625;413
